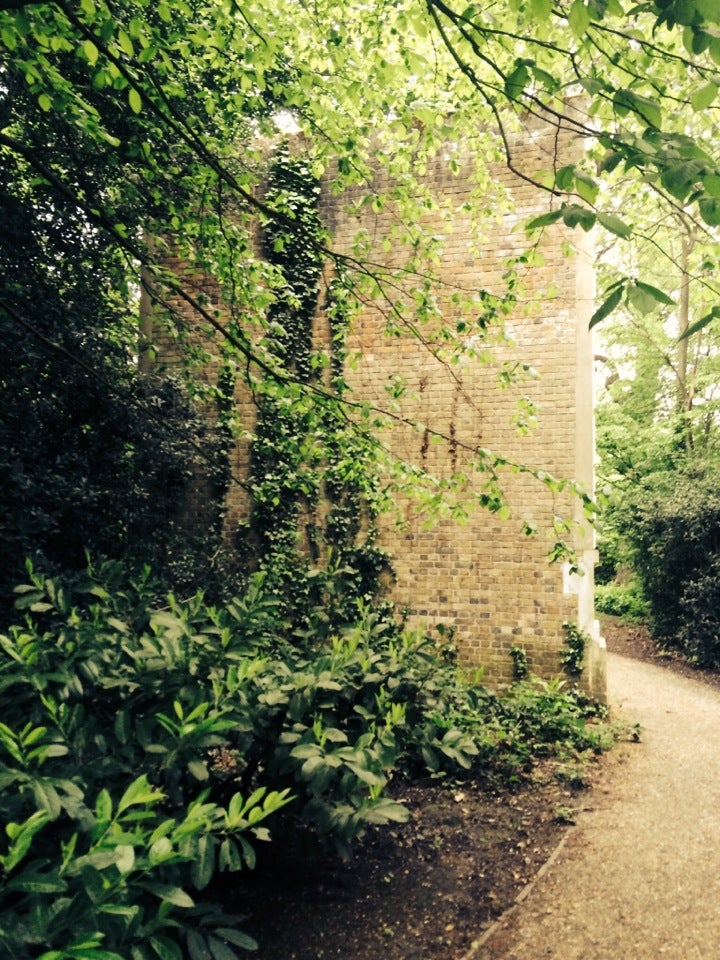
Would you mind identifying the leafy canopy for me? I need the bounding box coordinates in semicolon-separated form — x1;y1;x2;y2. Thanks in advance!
2;0;720;319
1;0;719;584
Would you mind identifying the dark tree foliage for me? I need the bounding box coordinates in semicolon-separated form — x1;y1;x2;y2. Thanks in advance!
0;55;221;620
625;472;720;660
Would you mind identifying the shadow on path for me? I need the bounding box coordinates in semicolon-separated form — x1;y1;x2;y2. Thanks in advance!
471;652;720;958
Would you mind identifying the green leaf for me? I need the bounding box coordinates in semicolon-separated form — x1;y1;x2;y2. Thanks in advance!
561;205;596;231
634;281;675;306
67;951;126;960
322;727;348;744
115;844;135;874
529;64;557;92
214;929;258;952
5;866;68;893
149;837;173;865
218;838;242;871
362;798;410;825
589;285;624;329
692;29;712;54
114;710;131;745
117;775;162;814
96;788;113;822
525;209;563;231
554;165;575;191
505;61;530;99
33;780;62;819
150;937;182;960
129;88;142;115
581;77;607;97
574;172;599;205
703;173;720;198
99;903;141;920
596;212;633;238
661;162;696;202
83;40;99;66
614;89;662;128
188;759;209;781
74;850;118;873
289;743;321;760
690;82;718;112
247;786;270;811
143;883;195;908
117;30;134;58
187;931;212;960
699;197;720;226
238;835;256;869
710;36;720;65
0;723;23;762
3;812;50;871
530;0;552;18
695;0;719;21
207;936;241;960
191;834;214;890
2;24;17;49
679;307;720;340
13;589;43;609
627;281;668;315
569;0;592;36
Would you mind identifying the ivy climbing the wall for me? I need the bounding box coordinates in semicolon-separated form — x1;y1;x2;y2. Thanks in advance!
245;144;392;634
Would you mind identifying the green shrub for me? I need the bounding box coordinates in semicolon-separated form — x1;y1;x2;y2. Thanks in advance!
594;582;649;623
0;561;292;960
488;677;609;757
676;556;720;668
445;676;610;781
0;560;484;955
0;559;615;956
624;474;720;645
509;646;530;681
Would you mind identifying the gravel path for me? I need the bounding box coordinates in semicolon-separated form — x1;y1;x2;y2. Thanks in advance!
472;652;720;958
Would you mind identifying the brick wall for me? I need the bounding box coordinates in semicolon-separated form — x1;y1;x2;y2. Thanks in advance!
322;110;605;698
154;110;606;700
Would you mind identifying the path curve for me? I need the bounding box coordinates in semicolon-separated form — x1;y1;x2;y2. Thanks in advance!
472;651;720;958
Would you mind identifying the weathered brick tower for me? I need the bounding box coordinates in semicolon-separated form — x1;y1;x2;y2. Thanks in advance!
321;111;605;700
153;108;606;701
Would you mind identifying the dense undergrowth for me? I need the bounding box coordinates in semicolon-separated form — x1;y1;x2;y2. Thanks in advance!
594;581;649;624
0;560;613;960
596;473;720;668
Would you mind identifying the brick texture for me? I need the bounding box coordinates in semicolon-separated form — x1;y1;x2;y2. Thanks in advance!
320;112;604;697
156;110;606;700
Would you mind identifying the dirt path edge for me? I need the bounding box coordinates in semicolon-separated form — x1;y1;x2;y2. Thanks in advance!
460;826;577;959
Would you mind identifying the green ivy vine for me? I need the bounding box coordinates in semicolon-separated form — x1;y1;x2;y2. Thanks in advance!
560;621;588;678
245;144;392;633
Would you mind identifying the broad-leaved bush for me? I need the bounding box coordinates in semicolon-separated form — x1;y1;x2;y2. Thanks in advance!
0;559;611;957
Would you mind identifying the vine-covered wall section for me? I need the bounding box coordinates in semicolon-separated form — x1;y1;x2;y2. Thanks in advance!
233;145;393;633
155;121;604;699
